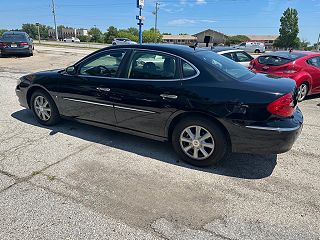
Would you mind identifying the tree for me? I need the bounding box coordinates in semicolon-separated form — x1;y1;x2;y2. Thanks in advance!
143;28;162;43
225;35;250;45
104;26;118;43
299;39;310;50
274;8;300;49
0;29;8;36
22;23;52;40
88;27;103;43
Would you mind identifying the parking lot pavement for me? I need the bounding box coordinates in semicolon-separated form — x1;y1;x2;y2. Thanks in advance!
0;46;320;239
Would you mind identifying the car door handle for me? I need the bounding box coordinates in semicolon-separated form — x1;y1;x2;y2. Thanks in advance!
160;94;178;99
96;87;110;92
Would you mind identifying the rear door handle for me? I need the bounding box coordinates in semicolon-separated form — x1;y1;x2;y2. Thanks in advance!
96;87;110;92
160;94;178;99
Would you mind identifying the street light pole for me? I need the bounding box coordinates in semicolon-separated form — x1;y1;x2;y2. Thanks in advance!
51;0;58;41
317;33;320;51
138;7;143;45
154;2;160;33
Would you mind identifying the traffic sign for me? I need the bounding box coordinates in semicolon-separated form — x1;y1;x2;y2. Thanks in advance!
137;0;144;8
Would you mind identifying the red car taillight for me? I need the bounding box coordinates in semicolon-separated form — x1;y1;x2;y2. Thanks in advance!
20;42;29;46
267;93;295;117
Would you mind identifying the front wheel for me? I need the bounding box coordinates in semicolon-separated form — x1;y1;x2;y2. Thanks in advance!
172;117;228;167
297;83;309;102
31;90;60;126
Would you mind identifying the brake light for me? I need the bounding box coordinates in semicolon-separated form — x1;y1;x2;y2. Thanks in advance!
267;93;295;117
282;65;300;74
283;70;297;74
20;42;29;46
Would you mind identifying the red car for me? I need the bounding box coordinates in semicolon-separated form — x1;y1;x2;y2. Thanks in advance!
249;51;320;101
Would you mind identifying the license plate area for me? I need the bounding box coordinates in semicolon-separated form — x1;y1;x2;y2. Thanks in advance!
11;44;17;48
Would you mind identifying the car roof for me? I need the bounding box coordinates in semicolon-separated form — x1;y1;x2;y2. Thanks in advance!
261;51;319;59
100;44;208;55
2;31;27;35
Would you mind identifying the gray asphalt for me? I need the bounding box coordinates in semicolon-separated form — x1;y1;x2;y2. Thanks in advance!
0;47;319;239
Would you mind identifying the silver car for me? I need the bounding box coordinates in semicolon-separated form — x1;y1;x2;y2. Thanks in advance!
235;42;265;53
112;38;137;46
211;47;254;67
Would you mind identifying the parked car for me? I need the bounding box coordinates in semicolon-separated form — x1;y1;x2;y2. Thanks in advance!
112;38;137;45
211;47;254;67
249;51;320;101
0;31;33;56
235;42;265;53
63;37;80;43
15;44;303;167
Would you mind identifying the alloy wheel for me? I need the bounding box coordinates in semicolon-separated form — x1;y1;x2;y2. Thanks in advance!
34;95;51;121
298;84;308;101
179;125;215;160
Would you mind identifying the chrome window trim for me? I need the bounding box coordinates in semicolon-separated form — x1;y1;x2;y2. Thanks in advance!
245;125;301;132
70;47;200;81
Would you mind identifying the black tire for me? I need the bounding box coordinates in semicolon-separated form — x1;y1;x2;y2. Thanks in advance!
172;117;228;167
30;90;60;126
297;82;309;102
254;49;260;54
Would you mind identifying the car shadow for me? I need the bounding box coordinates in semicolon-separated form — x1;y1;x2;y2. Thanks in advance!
11;109;277;180
0;54;31;58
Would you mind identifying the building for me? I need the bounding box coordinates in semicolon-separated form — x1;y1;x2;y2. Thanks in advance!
162;34;197;45
245;35;278;50
193;29;227;46
48;28;88;40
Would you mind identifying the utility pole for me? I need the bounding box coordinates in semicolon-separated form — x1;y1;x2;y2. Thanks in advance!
153;2;160;43
136;0;144;45
51;0;58;41
36;23;41;43
317;33;320;51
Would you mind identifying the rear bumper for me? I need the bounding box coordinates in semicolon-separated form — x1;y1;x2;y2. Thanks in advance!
224;108;303;154
1;47;31;55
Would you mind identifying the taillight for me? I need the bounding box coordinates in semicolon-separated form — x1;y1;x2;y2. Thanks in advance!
282;65;300;74
283;70;297;74
20;42;29;46
267;93;295;117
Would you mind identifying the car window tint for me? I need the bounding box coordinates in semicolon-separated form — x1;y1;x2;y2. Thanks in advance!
258;56;293;66
235;52;253;62
195;50;255;81
80;50;126;77
182;61;197;78
307;57;320;68
128;51;177;80
1;34;27;42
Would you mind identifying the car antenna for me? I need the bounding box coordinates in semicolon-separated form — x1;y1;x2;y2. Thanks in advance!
189;42;198;50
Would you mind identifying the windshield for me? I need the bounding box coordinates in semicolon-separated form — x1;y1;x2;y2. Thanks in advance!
195;50;255;81
1;34;27;42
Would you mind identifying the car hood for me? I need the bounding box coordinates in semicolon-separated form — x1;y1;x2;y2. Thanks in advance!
23;69;63;81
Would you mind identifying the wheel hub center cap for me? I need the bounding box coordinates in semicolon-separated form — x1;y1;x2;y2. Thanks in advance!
192;140;200;147
39;106;44;112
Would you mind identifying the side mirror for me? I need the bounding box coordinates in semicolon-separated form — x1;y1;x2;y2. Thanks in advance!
66;66;76;75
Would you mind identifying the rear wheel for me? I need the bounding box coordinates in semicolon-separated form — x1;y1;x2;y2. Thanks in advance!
172;117;228;167
297;83;309;101
254;49;260;54
31;90;60;126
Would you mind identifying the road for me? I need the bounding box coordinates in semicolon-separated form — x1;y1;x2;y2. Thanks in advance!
0;46;319;239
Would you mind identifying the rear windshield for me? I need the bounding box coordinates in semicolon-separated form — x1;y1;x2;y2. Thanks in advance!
258;52;306;66
1;34;27;42
195;50;255;81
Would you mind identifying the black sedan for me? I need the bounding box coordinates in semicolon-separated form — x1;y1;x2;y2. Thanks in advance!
0;31;34;56
15;44;303;167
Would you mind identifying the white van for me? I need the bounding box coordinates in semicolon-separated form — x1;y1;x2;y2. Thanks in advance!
236;42;265;53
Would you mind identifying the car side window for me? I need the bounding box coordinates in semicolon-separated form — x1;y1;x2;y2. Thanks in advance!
128;51;178;80
235;52;253;62
79;50;126;77
222;53;234;60
307;57;320;68
239;43;246;47
182;61;197;78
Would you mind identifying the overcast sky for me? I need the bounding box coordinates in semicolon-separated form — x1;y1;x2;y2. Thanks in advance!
1;0;319;43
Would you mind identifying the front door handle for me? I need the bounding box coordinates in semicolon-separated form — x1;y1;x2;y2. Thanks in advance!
160;94;178;99
96;87;110;92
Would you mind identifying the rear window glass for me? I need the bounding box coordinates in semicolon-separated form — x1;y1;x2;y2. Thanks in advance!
258;52;307;66
258;56;293;66
1;34;27;42
195;50;255;81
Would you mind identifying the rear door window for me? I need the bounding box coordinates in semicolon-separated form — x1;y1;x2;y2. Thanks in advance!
182;61;197;78
235;51;253;62
127;51;178;80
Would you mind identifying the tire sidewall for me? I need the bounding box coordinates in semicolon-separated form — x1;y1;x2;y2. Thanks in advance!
31;90;60;126
298;83;308;102
172;117;228;167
